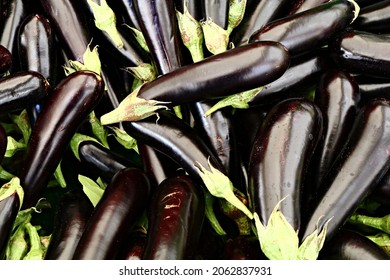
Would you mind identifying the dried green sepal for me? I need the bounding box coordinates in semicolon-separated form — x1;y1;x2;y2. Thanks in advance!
201;19;229;55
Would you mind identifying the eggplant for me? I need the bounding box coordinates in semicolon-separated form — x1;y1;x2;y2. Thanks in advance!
370;170;390;207
142;174;205;260
330;29;390;79
231;0;294;46
248;98;322;231
133;0;184;75
0;124;7;164
309;69;360;201
288;0;331;15
353;0;390;33
44;189;94;260
174;0;201;21
355;75;390;102
319;229;390;260
200;0;229;29
0;45;12;75
18;71;104;209
73;167;150;260
249;0;359;57
106;0;142;30
0;71;50;112
116;227;147;260
78;140;142;182
223;235;266;260
302;98;390;242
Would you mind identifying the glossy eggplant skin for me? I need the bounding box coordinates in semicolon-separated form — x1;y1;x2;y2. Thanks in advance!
302;99;390;242
309;69;360;198
0;192;20;260
19;71;104;209
78;140;142;182
223;235;266;260
248;98;323;231
249;49;332;106
73;167;150;260
330;29;390;79
355;75;390;102
249;0;357;57
0;124;7;164
231;0;294;46
18;14;57;85
174;0;200;21
200;0;229;29
0;71;50;112
138;41;290;106
288;0;330;15
319;229;390;260
133;0;184;75
0;44;12;75
44;189;94;260
116;227;147;260
123;111;225;185
353;1;390;34
106;0;142;30
143;175;205;260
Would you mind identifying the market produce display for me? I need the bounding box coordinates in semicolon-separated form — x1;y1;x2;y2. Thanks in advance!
0;0;390;260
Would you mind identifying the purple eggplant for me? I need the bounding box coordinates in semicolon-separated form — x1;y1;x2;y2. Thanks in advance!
0;45;12;75
353;0;390;33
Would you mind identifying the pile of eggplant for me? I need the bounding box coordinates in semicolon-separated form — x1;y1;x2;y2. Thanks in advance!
1;0;390;260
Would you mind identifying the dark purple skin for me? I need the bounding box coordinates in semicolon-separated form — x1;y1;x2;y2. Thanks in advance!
302;99;390;242
319;229;390;260
106;0;142;30
287;0;330;15
44;189;94;260
116;227;147;260
174;0;201;21
200;0;229;29
18;71;105;209
142;175;205;260
230;0;295;46
330;29;390;79
133;0;184;75
353;0;390;34
0;124;7;164
248;98;323;232
0;192;20;260
249;0;357;57
355;75;390;102
0;71;50;112
137;41;290;106
223;235;266;260
73;167;151;260
309;69;361;202
0;45;12;75
370;170;390;207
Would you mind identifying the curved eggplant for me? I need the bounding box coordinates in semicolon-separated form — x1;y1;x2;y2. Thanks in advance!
330;29;390;79
319;229;390;260
19;71;104;209
143;174;205;260
73;167;150;260
231;0;294;46
0;45;12;75
302;99;390;242
353;0;390;33
249;0;358;56
0;71;50;112
44;189;94;260
248;98;323;231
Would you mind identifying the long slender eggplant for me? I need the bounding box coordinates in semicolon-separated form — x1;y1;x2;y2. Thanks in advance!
78;140;142;182
287;0;330;15
18;71;104;209
200;0;229;29
319;229;390;260
249;0;359;57
143;174;204;260
301;99;390;242
230;0;294;46
248;98;323;231
133;0;184;75
73;167;150;260
330;29;390;79
309;69;360;201
0;71;50;112
0;44;12;75
44;189;94;260
353;0;390;33
248;48;332;106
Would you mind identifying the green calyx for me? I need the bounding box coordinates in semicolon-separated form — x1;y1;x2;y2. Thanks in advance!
227;0;247;35
125;63;157;82
0;177;24;210
87;0;123;48
201;19;229;55
64;43;102;76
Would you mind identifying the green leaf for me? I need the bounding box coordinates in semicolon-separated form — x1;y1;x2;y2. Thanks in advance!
9;109;31;144
204;87;263;117
125;26;150;53
89;111;109;148
108;126;138;153
23;223;45;260
87;0;123;48
6;224;28;260
78;175;105;207
54;162;67;188
204;190;227;235
0;166;14;181
5;136;26;158
100;84;170;124
0;177;24;210
195;159;253;219
70;133;101;161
